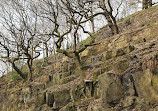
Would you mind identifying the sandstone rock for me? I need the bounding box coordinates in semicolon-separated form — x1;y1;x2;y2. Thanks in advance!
101;51;113;61
106;82;124;105
22;87;32;104
60;75;76;85
53;73;62;85
59;103;76;111
53;89;71;108
114;60;129;73
121;74;136;96
46;92;54;107
133;69;158;104
71;82;86;101
121;96;136;108
35;92;46;106
149;106;158;111
46;89;71;108
98;73;124;105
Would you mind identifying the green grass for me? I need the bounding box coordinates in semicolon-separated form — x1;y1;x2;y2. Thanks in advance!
11;71;22;81
124;18;132;25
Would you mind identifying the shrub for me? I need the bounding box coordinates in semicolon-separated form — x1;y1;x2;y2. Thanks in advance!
42;57;51;67
124;18;131;25
11;71;22;81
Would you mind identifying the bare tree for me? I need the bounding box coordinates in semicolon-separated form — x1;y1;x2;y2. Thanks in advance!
0;0;41;81
75;0;122;35
33;0;123;64
97;0;119;35
0;34;27;79
142;0;152;9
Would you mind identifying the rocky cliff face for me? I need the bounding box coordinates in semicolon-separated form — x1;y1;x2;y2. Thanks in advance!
0;6;158;111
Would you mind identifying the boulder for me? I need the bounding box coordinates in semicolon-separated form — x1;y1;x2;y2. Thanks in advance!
106;81;124;105
133;69;158;104
46;92;54;107
98;73;124;105
46;89;71;108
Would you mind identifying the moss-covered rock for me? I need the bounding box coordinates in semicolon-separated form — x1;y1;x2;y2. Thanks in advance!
106;81;124;105
53;73;62;85
46;92;54;107
152;75;158;93
101;51;113;61
98;73;124;105
46;89;71;109
60;75;76;84
114;60;129;73
71;82;86;102
133;69;158;105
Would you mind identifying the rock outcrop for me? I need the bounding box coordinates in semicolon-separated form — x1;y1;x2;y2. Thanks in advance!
0;5;158;111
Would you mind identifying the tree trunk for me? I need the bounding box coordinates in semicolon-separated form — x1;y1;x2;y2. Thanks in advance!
90;18;95;34
99;0;119;35
74;52;81;65
44;42;49;57
53;38;56;54
74;33;77;52
104;12;119;35
90;9;95;34
27;59;33;81
109;14;119;35
148;0;152;7
12;62;26;79
66;35;69;49
143;0;148;9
